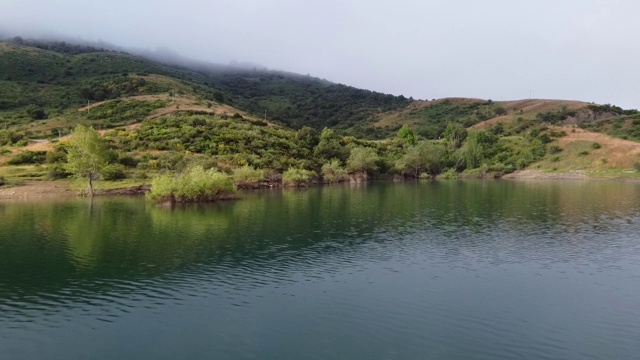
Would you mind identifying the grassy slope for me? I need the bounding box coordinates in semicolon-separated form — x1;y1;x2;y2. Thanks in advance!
531;126;640;175
374;98;589;131
374;97;640;175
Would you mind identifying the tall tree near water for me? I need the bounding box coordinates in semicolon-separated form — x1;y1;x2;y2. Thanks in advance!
66;125;109;197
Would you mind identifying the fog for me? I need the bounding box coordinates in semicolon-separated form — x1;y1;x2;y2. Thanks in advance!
2;0;639;108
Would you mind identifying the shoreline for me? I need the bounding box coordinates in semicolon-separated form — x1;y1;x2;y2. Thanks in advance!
1;171;639;201
0;181;149;201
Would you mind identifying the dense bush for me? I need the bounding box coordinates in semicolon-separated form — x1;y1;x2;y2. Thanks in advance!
321;159;349;183
232;165;265;187
282;167;314;187
548;145;562;155
148;166;236;202
346;147;379;175
8;150;47;165
47;165;72;179
100;163;127;180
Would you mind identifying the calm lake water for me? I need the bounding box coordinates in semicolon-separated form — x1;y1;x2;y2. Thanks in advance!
1;180;639;359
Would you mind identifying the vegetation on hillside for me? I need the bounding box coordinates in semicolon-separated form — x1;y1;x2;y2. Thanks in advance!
0;39;410;135
2;39;640;200
580;113;640;141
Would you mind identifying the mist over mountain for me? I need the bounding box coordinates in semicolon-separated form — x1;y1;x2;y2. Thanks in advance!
2;0;640;109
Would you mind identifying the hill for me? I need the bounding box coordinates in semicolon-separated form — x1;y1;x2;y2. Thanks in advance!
0;39;410;136
2;38;640;191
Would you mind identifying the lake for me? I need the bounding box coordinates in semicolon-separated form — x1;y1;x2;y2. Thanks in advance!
1;180;639;359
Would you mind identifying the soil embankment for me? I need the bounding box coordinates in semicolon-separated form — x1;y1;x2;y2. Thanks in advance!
0;181;148;200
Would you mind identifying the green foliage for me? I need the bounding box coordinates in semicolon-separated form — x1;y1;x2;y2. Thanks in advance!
0;130;24;146
232;165;265;186
0;41;410;136
587;103;638;116
462;130;496;169
86;99;166;125
548;145;563;155
8;151;47;165
282;167;314;187
46;148;67;164
121;114;306;171
47;165;72;179
591;142;602;149
0;175;4;186
313;128;349;163
396;141;446;177
66;125;111;194
81;76;151;101
100;163;126;180
409;100;499;139
397;125;416;146
321;159;349;183
346;146;379;175
443;123;468;150
25;104;47;120
296;126;319;149
536;106;575;124
148;165;236;202
436;168;459;180
494;106;507;116
582;115;640;142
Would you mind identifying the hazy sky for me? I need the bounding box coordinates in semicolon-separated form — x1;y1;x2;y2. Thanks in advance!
2;0;639;108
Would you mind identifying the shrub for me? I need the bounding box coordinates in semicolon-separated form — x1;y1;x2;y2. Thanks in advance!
148;166;236;202
548;145;562;155
8;151;47;165
25;105;47;120
100;164;127;180
0;176;4;186
436;168;459;180
577;151;590;156
321;159;349;183
591;142;602;149
282;167;314;187
232;165;265;187
118;155;139;167
634;163;640;172
346;147;379;175
46;149;67;164
47;165;72;179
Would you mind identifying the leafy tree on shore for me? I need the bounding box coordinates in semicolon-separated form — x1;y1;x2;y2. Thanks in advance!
66;125;110;196
346;147;379;175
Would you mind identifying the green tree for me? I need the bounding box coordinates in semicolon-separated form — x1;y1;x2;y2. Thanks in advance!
25;104;47;120
66;125;110;196
397;124;416;146
396;145;424;177
313;128;348;163
442;123;467;150
346;146;379;175
396;141;446;178
462;130;496;169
